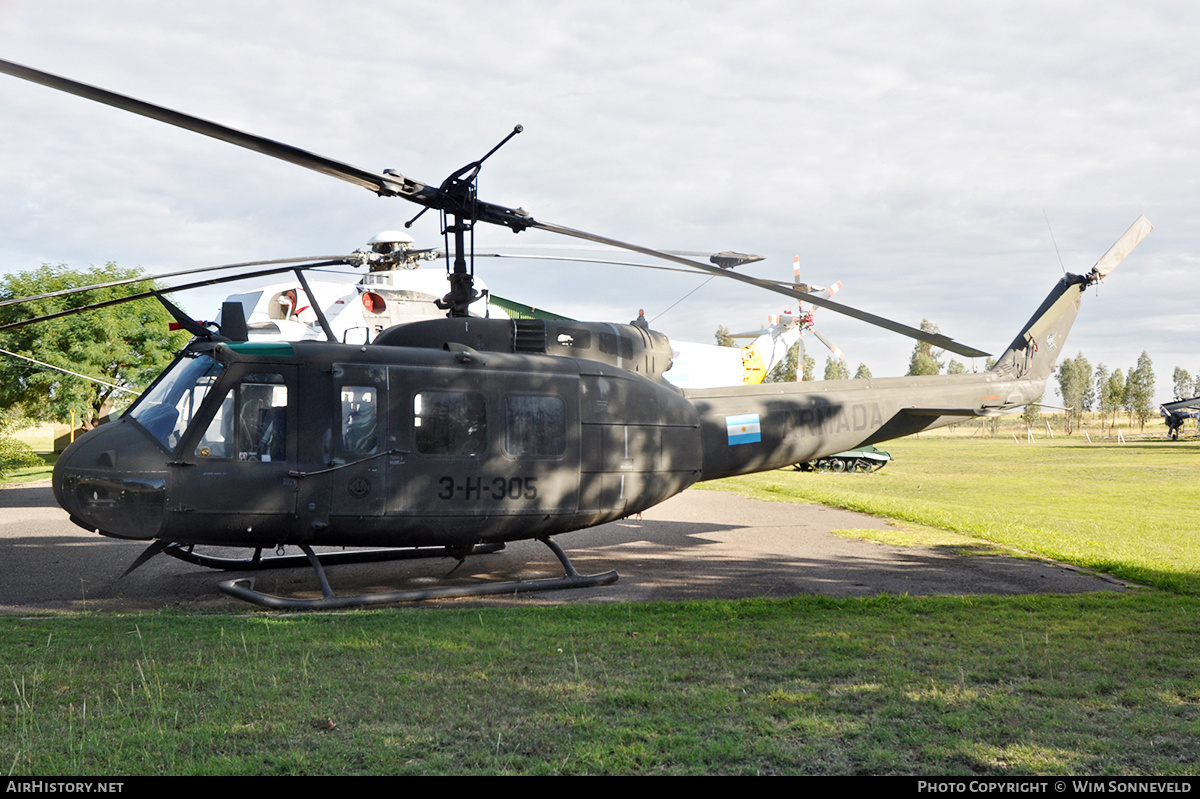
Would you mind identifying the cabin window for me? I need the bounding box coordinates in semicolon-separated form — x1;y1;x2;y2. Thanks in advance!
555;328;591;348
195;373;288;462
413;391;486;456
599;331;633;359
505;395;566;458
340;386;378;455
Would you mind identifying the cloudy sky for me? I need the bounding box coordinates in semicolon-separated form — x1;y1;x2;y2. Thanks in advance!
1;1;1196;401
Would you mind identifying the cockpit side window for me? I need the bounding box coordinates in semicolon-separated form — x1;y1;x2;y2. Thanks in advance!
194;373;288;462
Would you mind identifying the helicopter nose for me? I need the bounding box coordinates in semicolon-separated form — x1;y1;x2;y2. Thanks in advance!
53;419;168;540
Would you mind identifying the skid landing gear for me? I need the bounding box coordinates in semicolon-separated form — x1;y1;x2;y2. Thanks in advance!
160;541;504;570
122;539;505;576
216;537;618;610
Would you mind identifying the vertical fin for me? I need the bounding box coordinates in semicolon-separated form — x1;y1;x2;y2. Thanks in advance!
992;215;1152;383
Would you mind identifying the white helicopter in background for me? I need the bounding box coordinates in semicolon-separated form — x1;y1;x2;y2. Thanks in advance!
217;230;506;345
667;257;847;387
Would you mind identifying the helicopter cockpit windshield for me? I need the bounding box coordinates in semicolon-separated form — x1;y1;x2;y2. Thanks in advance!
127;353;225;450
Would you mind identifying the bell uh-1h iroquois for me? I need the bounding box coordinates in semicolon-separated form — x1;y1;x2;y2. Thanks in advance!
0;58;1154;608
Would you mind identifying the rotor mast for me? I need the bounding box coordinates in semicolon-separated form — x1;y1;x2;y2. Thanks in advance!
405;125;524;317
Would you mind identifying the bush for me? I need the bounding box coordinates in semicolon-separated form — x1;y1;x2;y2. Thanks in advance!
0;415;44;477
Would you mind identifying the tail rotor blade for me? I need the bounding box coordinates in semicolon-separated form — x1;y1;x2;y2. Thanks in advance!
1091;215;1153;279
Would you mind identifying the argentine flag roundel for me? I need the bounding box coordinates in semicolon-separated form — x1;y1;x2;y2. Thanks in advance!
726;413;761;445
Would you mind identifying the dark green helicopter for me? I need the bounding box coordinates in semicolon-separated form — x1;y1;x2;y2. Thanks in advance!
0;58;1153;608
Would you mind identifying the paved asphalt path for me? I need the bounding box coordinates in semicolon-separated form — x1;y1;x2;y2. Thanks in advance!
0;480;1121;613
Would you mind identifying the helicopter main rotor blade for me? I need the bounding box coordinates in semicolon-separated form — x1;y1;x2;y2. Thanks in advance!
479;252;825;293
0;58;535;232
0;347;138;394
468;252;788;280
0;59;400;195
0;255;355;310
439;249;838;296
0;260;348;334
531;220;990;359
0;57;986;355
472;244;766;269
810;327;845;362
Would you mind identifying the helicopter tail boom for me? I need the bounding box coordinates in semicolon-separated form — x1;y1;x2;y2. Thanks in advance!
685;217;1150;482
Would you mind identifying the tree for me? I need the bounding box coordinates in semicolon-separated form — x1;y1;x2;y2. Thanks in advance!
801;350;815;382
1101;368;1125;432
1055;352;1093;434
1022;391;1042;429
1173;366;1193;399
1094;363;1109;415
853;363;872;379
946;360;967;375
0;263;189;428
764;340;798;383
714;325;736;347
1081;364;1097;411
824;357;849;381
1126;351;1156;431
907;319;942;376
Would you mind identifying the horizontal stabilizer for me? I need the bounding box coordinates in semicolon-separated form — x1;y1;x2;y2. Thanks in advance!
902;407;1008;418
1161;395;1200;413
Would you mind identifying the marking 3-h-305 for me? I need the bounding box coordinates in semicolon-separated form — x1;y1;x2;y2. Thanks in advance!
438;476;540;501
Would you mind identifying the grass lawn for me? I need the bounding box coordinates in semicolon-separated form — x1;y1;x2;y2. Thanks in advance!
705;437;1200;595
2;435;1198;775
3;594;1197;776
